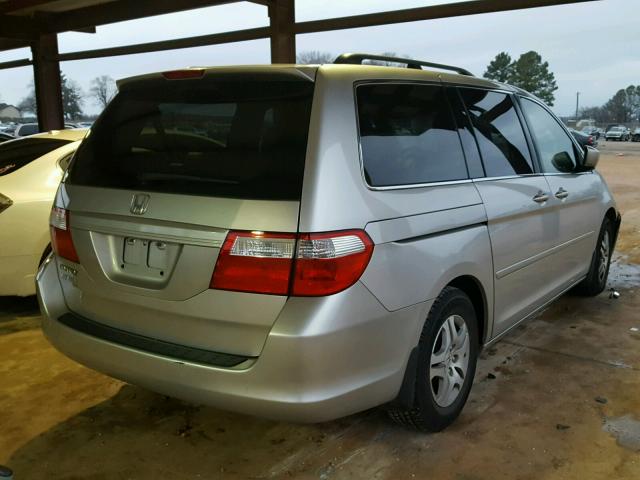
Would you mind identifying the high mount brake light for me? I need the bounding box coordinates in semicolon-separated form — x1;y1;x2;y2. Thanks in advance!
211;230;374;296
50;207;80;263
162;69;205;80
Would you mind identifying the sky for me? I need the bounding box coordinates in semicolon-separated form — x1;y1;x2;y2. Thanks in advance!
0;0;638;116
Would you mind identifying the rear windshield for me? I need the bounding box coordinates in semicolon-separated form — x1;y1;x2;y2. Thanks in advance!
0;137;70;176
69;79;314;200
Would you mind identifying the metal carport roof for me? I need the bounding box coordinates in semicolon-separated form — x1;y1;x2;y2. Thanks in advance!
0;0;598;130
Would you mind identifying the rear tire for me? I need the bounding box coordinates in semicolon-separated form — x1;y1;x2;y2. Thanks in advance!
388;287;479;432
574;217;613;296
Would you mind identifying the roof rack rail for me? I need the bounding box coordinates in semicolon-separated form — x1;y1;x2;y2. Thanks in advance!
333;53;474;77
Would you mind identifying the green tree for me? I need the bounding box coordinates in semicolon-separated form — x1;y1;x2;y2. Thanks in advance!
61;73;83;120
509;51;558;106
483;51;558;105
483;52;514;83
625;85;640;121
18;73;84;119
604;89;632;123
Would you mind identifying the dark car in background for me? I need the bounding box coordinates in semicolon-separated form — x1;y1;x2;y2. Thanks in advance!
571;129;598;148
581;126;600;139
632;128;640;142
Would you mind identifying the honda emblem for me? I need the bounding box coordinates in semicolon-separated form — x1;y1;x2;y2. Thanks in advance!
130;193;150;215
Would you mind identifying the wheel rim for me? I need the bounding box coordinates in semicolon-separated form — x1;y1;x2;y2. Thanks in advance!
430;314;470;408
598;230;611;284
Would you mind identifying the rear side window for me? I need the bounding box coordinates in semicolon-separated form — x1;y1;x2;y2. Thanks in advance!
0;137;70;176
519;98;577;174
356;83;468;187
459;89;533;177
69;79;314;200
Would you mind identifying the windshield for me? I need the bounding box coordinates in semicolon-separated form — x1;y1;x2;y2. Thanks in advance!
0;137;71;176
69;78;314;201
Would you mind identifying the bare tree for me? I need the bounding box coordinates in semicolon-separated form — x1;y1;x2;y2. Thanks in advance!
90;75;116;110
363;52;413;67
296;51;334;64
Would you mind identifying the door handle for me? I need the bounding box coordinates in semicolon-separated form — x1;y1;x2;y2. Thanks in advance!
532;191;550;204
555;188;569;200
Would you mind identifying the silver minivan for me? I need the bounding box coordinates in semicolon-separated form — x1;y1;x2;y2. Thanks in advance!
37;54;621;431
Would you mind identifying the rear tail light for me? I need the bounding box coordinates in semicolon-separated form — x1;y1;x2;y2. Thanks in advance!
211;231;296;295
0;193;12;214
211;230;374;296
292;231;374;296
50;207;80;263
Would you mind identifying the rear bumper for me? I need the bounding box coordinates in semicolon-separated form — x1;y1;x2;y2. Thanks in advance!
37;254;427;422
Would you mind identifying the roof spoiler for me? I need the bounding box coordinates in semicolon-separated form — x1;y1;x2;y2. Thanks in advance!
333;53;474;76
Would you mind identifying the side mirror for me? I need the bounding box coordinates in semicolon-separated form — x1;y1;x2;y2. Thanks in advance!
551;151;575;173
582;146;600;170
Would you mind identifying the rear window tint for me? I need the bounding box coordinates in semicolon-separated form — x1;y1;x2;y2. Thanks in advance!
69;80;314;200
458;89;533;177
0;137;70;176
356;83;468;187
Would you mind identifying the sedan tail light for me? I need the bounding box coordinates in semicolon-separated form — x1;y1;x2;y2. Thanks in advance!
50;207;80;263
211;230;374;296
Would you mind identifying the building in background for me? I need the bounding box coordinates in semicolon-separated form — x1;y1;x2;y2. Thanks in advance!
0;103;21;120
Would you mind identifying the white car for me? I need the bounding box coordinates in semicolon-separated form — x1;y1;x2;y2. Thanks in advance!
0;129;87;296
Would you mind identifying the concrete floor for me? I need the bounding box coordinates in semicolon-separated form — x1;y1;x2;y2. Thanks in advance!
2;141;640;479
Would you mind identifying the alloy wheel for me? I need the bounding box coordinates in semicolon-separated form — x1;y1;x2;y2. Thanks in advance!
598;230;611;285
430;315;470;408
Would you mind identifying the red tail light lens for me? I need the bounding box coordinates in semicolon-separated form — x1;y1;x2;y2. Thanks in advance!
292;230;374;296
50;207;80;263
211;231;296;295
162;68;205;80
210;230;374;296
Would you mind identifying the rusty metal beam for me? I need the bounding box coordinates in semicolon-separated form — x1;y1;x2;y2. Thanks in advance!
0;38;31;52
269;0;295;63
294;0;600;34
57;26;270;61
49;0;245;32
0;0;57;15
0;0;600;64
0;13;41;39
0;58;32;69
32;33;64;130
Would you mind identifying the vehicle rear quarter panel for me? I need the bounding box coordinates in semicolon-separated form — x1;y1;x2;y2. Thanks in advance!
300;67;494;339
